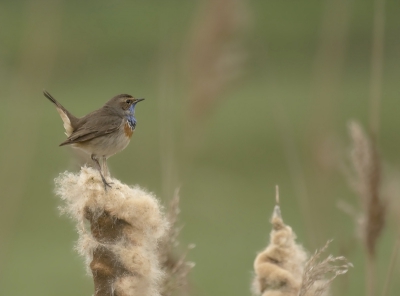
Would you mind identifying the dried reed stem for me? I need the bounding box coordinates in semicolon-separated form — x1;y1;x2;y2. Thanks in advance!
366;253;376;296
310;0;351;133
182;0;248;172
186;0;247;120
159;189;195;296
369;0;386;139
366;7;386;292
0;0;62;269
381;236;400;296
157;32;180;200
274;102;316;246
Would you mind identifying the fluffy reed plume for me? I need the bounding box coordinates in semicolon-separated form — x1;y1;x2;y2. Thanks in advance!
55;167;168;296
252;204;307;296
187;0;248;120
252;187;351;296
348;121;386;255
158;189;195;296
347;121;386;296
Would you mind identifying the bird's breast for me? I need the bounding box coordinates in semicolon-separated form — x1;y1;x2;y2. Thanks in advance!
124;121;134;138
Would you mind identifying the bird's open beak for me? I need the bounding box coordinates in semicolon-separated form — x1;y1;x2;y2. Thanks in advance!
136;98;145;103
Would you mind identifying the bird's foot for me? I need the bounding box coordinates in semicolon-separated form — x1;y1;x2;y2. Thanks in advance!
91;154;113;190
100;174;113;190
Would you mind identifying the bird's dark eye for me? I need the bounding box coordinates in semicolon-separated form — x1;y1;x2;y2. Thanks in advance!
126;99;132;104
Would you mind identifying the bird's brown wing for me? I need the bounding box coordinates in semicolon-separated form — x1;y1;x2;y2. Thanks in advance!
59;109;123;146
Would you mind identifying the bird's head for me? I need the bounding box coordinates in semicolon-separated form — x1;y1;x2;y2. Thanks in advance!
106;94;145;116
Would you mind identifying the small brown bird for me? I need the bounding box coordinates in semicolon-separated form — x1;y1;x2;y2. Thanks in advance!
44;90;144;189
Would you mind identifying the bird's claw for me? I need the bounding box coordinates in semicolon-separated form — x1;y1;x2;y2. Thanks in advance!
101;175;113;190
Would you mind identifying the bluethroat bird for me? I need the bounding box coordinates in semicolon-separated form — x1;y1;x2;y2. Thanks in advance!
44;90;144;189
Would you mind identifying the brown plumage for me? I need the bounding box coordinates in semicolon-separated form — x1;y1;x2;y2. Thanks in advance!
44;90;144;189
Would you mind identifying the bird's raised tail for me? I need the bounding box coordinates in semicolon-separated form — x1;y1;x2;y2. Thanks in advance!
43;90;78;137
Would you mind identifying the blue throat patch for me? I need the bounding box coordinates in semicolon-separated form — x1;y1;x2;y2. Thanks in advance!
127;116;136;130
127;104;137;129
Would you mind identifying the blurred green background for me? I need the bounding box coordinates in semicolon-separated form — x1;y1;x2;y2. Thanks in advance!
1;0;399;295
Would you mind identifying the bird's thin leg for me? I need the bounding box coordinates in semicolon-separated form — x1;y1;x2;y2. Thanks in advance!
101;156;110;178
91;154;112;189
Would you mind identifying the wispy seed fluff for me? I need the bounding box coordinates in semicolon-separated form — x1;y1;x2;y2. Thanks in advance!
55;166;168;296
252;189;351;296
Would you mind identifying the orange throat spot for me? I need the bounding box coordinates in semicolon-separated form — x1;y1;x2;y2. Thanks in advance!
124;122;134;138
